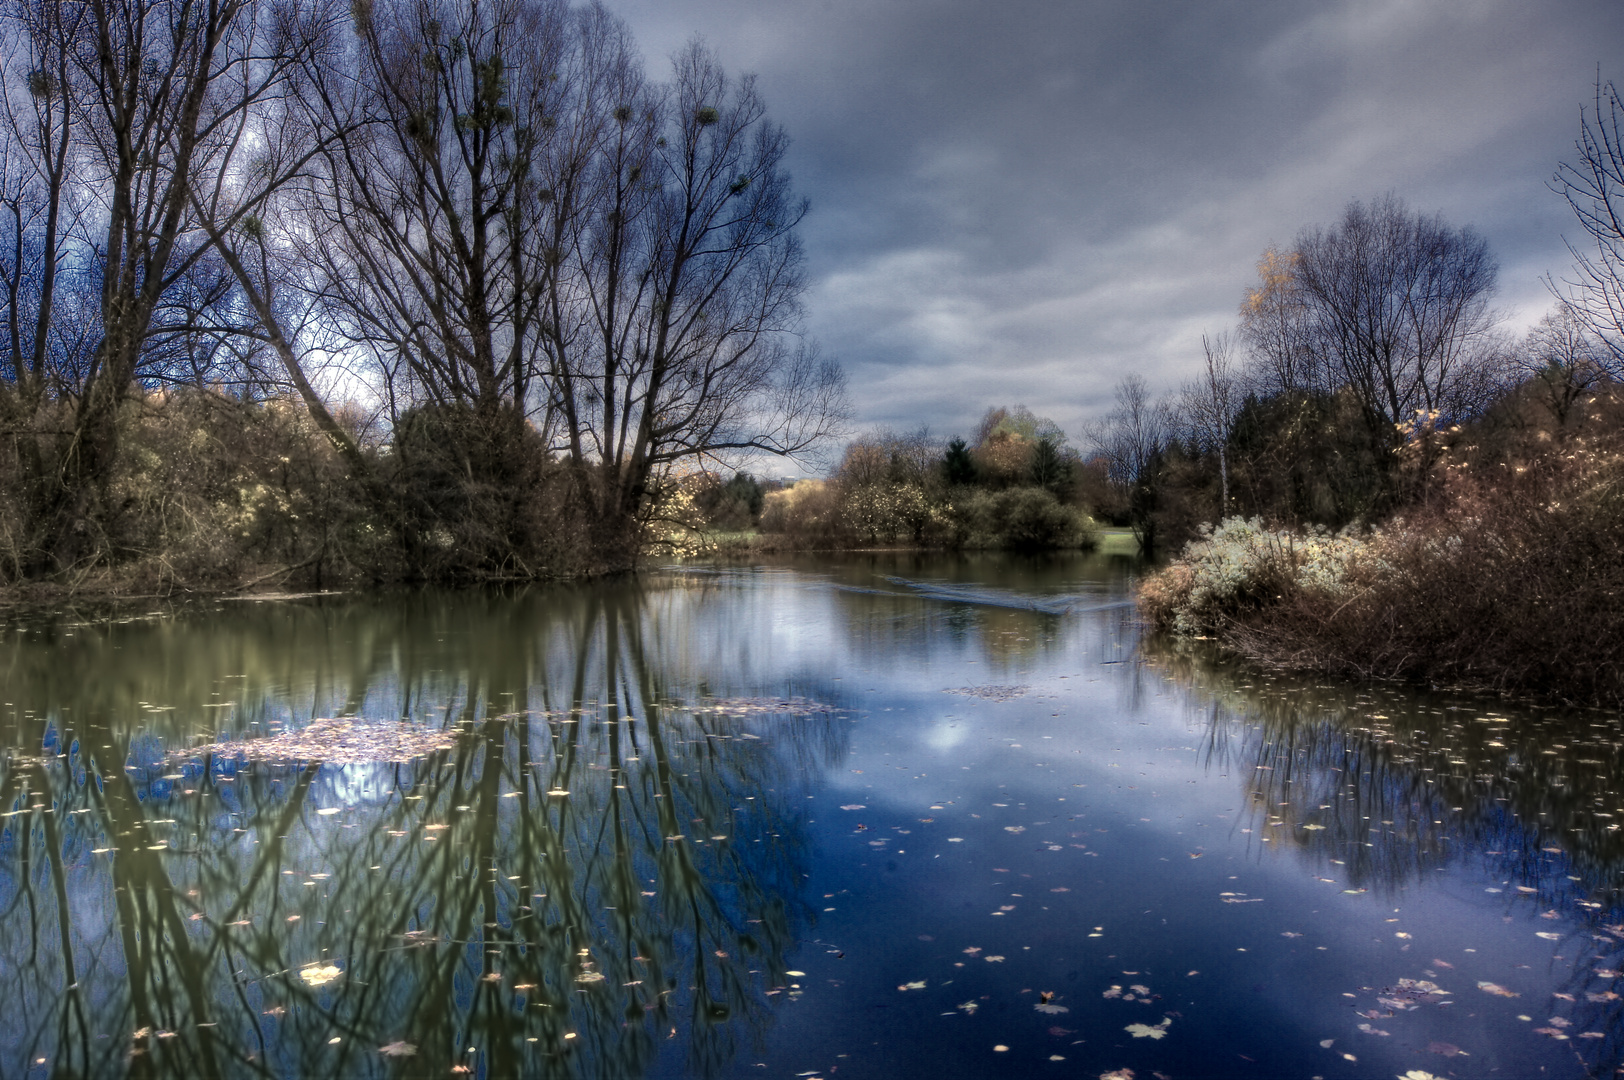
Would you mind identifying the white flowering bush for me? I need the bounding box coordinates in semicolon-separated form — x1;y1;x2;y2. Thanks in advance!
1139;516;1372;635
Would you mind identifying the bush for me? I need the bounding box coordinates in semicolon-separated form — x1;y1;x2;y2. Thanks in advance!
1137;517;1366;635
1140;428;1624;704
952;486;1098;550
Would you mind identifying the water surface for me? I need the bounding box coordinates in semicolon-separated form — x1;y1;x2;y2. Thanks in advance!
1;554;1620;1078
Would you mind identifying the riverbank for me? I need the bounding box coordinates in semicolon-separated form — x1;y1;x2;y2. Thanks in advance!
1137;435;1624;706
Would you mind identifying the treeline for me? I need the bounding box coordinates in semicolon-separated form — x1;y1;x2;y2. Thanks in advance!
0;0;843;593
714;406;1099;551
1136;80;1624;704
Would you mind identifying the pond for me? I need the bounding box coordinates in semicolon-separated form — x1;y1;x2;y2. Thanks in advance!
1;553;1621;1079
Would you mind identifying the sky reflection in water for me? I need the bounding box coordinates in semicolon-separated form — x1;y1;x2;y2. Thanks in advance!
0;553;1620;1079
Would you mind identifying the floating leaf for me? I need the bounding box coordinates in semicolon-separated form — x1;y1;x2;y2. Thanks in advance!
299;964;342;987
898;980;926;991
378;1041;417;1057
1477;981;1519;997
1125;1018;1171;1040
316;807;340;816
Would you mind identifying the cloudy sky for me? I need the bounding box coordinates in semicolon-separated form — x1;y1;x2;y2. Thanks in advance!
608;0;1623;448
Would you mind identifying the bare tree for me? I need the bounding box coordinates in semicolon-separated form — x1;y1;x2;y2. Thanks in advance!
1237;245;1320;397
284;3;843;566
1287;195;1501;434
1178;330;1239;511
1551;76;1624;368
0;0;325;570
1083;374;1170;548
545;37;844;557
1517;301;1618;429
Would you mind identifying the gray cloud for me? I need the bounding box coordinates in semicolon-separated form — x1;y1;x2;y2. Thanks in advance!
608;0;1624;445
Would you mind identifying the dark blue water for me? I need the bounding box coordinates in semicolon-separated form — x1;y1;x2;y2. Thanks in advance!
0;554;1619;1078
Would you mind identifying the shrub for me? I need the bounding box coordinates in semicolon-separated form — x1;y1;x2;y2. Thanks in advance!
1137;517;1367;635
952;486;1099;550
1141;427;1624;704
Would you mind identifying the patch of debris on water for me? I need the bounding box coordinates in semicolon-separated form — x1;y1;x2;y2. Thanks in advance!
944;685;1029;702
695;697;841;716
187;717;459;765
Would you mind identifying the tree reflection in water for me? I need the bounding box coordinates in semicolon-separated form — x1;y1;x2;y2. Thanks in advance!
0;581;846;1078
1150;639;1624;1074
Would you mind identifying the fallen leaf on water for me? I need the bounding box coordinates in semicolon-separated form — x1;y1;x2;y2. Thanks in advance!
1534;932;1561;941
1125;1018;1171;1040
1532;1028;1569;1040
962;947;981;955
840;805;865;811
1477;981;1519;997
1035;1003;1069;1014
1426;1042;1464;1057
957;1001;979;1015
299;964;343;987
1577;1032;1606;1038
1099;1070;1134;1080
984;955;1006;962
898;980;926;991
378;1041;417;1057
1399;1072;1438;1080
1356;1023;1389;1036
316;808;340;816
1587;991;1620;1002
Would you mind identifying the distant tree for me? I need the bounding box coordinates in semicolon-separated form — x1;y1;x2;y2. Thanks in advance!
1516;301;1618;430
971;404;1066;487
942;436;976;486
1083;375;1171;549
1243;197;1501;431
836;427;938;488
1028;435;1071;493
1551;77;1624;368
1178;331;1241;512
